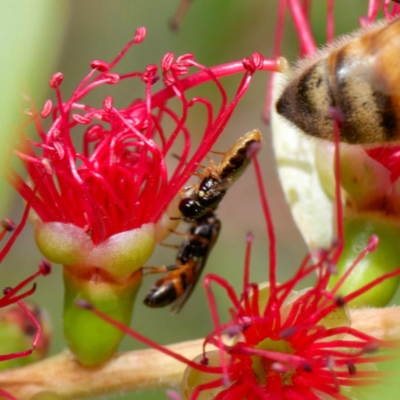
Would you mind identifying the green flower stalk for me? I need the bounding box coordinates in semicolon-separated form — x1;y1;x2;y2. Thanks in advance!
4;25;279;366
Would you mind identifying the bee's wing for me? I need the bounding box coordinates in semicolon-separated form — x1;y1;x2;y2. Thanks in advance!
170;257;206;314
171;218;220;314
208;175;236;193
170;215;221;314
352;19;400;95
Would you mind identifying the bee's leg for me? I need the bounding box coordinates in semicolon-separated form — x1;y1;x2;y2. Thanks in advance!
170;228;208;244
192;169;206;178
206;154;220;167
179;183;197;195
169;216;184;221
172;154;205;178
159;242;180;249
205;156;220;179
142;264;179;275
169;229;188;237
172;153;182;161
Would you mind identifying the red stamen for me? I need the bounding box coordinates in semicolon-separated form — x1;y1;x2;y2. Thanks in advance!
242;232;254;295
263;0;287;123
326;0;335;43
0;389;18;400
169;0;193;32
252;155;277;291
0;174;44;263
287;0;317;55
76;300;222;374
0;218;16;241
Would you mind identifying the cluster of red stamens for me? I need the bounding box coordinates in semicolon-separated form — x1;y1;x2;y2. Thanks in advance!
180;142;398;398
2;27;277;251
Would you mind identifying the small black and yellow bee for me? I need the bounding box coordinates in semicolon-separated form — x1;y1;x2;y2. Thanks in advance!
143;130;261;311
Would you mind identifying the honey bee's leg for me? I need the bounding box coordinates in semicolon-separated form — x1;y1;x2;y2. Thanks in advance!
209;150;225;156
142;264;180;275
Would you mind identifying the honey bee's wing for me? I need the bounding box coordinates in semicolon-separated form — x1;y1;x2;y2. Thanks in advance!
361;19;400;95
170;257;206;314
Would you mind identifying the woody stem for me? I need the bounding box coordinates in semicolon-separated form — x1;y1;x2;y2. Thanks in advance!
0;306;399;399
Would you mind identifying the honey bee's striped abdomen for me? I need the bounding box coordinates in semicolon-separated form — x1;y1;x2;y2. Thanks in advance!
276;18;400;144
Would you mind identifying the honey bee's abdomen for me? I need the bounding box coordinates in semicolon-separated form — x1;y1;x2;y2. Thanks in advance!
276;60;335;141
276;18;400;144
330;43;400;143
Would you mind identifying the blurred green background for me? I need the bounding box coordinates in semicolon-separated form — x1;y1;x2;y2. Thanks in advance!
1;1;398;399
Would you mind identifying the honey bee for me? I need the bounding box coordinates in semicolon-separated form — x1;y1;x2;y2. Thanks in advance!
276;17;400;144
179;129;262;220
143;212;221;312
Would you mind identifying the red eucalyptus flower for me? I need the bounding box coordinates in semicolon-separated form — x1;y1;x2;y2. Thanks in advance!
3;28;279;256
182;162;399;399
1;26;280;365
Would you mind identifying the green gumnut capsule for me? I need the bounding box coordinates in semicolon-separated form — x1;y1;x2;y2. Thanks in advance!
63;266;142;367
329;215;400;307
0;321;37;370
0;302;51;370
182;351;226;400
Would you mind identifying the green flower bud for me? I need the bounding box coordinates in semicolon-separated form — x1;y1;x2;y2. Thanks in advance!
0;302;51;370
330;215;400;307
181;351;227;400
